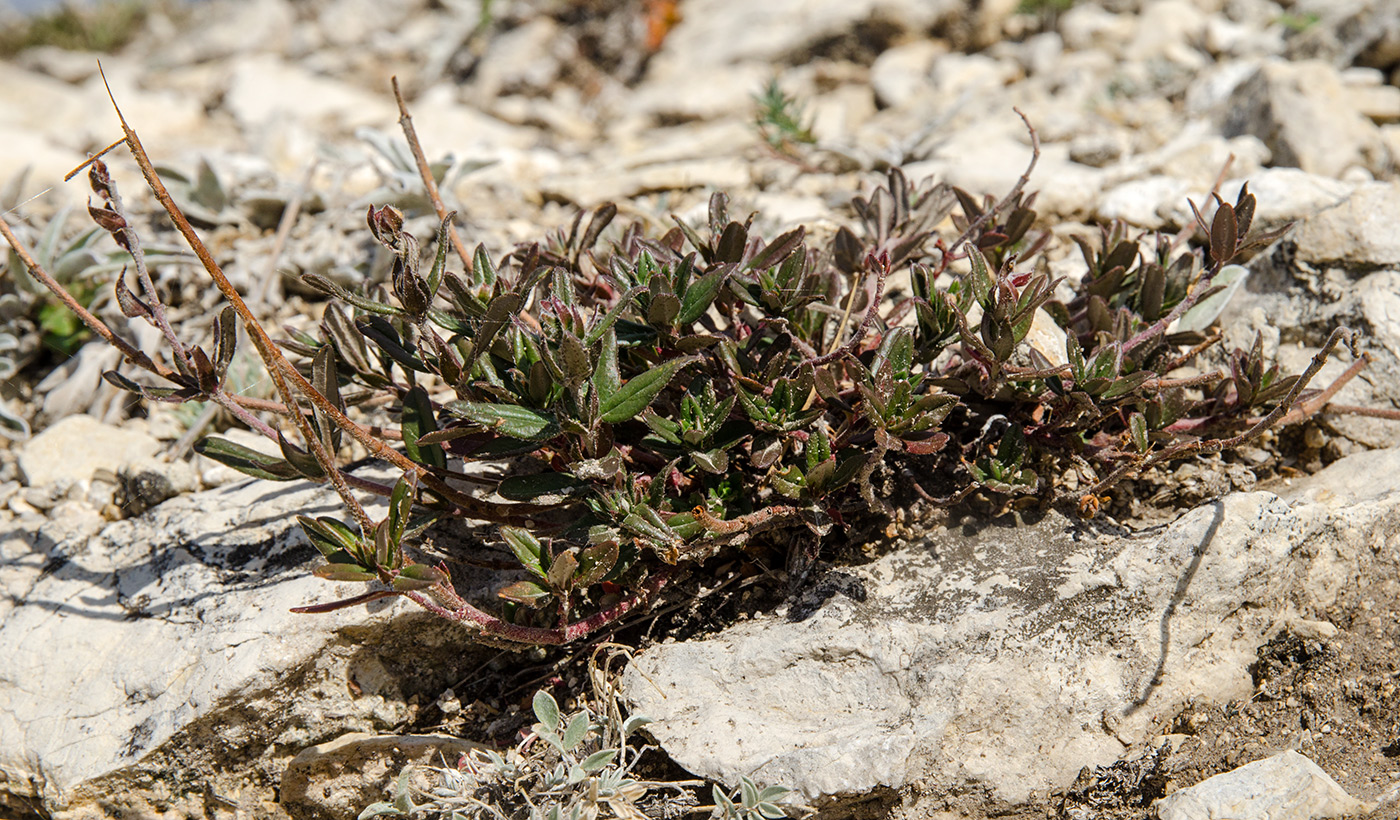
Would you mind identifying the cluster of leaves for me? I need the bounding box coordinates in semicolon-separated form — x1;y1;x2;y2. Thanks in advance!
198;166;1315;639
361;689;659;820
361;677;801;820
3;96;1342;648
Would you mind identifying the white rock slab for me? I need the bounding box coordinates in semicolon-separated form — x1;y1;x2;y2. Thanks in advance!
0;478;339;795
1221;60;1387;178
0;461;501;811
1155;751;1371;820
622;447;1400;802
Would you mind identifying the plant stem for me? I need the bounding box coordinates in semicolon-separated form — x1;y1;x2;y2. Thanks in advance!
102;67;550;529
392;76;473;272
0;215;175;380
404;567;672;645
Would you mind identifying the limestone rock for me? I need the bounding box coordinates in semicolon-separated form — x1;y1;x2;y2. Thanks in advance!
870;41;942;110
223;54;395;134
282;733;488;820
633;0;955;121
18;415;161;488
1292;181;1400;270
1096;175;1195;229
1218;169;1354;232
1155;751;1371;820
0;470;495;818
621;447;1400;802
1220;60;1387;178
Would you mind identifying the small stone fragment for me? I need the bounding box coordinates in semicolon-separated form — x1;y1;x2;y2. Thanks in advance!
1292;182;1400;270
1154;751;1371;820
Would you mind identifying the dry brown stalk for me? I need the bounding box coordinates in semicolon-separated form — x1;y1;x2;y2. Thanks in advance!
392;76;473;273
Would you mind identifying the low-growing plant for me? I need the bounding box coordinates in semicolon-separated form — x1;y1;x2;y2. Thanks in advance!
0;81;1371;647
375;688;662;820
753;79;816;155
358;652;803;820
0;0;152;56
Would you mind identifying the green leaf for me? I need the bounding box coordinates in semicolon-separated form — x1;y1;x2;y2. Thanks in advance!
499;579;553;607
277;431;327;479
690;449;728;473
446;402;560;440
740;778;760;808
463;292;523;367
580;749;617;773
314;564;378;582
402;386;447;468
387;475;416;548
622;505;679;546
194;436;301;481
1129;412;1150;453
497;472;589;502
1177;264;1248;333
392;563;447;591
501;526;545;577
647;293;681;327
298;515;363;559
355;314;427;372
561;711;589;751
357;802;403;820
599;355;699;424
621;714;653;738
591;325;621;405
677;264;728;325
713;786;734;815
575;539;618;586
559;330;590;385
426;212;454;301
533;690;561;733
301;272;406;316
746;227;805;272
1099;371;1152;400
472;243;497;291
584;285;645;346
310;345;344;452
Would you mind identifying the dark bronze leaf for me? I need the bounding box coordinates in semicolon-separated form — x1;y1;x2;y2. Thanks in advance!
1210;202;1236;266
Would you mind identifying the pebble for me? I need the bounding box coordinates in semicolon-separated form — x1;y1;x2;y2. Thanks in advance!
1155;751;1371;820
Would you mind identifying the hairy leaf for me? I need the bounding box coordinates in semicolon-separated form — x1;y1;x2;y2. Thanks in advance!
599;355;699;424
194;436;301;481
447;401;560;440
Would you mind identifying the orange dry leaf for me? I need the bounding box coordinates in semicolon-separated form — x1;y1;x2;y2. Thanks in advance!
644;0;681;53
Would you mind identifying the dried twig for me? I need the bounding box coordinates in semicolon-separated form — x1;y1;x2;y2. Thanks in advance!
946;107;1040;257
1085;326;1356;498
392;76;473;272
100;66;551;530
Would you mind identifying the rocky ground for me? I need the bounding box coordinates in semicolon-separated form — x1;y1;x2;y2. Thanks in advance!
2;0;1400;818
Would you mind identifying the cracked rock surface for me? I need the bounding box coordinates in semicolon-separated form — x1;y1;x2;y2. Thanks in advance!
623;447;1400;806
